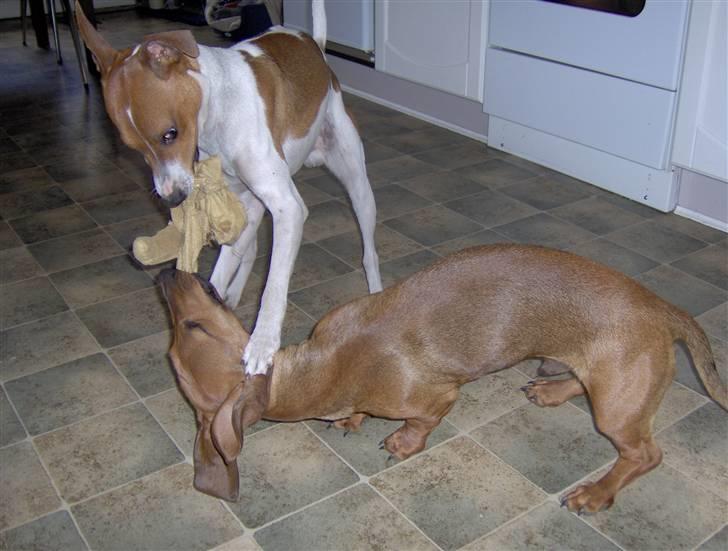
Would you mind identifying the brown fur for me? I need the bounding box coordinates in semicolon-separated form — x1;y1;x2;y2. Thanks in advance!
243;33;332;157
159;245;727;510
75;3;201;180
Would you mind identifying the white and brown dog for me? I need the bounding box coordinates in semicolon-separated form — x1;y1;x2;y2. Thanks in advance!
75;0;382;374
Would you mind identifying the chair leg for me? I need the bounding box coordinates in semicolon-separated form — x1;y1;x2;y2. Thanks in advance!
63;0;89;87
21;0;28;46
46;0;62;65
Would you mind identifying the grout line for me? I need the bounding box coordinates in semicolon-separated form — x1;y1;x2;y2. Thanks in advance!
366;483;445;551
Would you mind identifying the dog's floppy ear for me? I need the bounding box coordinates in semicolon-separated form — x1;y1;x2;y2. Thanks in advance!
193;415;240;501
142;31;200;79
74;0;117;74
211;376;269;464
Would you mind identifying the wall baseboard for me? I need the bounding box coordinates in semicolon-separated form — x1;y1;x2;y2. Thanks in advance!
341;85;488;144
673;206;728;233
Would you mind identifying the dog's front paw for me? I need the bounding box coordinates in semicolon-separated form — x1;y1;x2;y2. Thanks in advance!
560;483;614;515
243;332;279;375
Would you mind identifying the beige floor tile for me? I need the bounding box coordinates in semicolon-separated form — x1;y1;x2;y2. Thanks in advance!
255;484;437;551
0;442;61;531
371;436;546;550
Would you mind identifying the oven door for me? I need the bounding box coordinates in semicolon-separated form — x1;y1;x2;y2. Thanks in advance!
484;0;690;211
489;0;689;90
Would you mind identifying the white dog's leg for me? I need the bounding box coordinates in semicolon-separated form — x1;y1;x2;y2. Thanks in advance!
210;190;264;306
322;94;383;293
221;194;266;308
240;168;308;375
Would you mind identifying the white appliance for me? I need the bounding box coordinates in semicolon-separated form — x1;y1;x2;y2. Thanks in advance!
484;0;690;211
284;0;374;56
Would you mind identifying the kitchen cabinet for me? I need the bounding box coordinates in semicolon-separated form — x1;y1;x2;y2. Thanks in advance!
374;0;487;101
672;0;727;183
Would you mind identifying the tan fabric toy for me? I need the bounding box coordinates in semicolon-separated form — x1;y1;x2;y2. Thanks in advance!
133;156;246;273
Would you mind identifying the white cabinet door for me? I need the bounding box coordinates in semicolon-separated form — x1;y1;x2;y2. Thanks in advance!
375;0;487;101
672;0;728;182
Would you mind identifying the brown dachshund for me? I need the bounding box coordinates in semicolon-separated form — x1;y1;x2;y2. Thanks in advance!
158;244;727;512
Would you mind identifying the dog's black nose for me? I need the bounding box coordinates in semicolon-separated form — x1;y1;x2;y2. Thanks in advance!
162;189;187;208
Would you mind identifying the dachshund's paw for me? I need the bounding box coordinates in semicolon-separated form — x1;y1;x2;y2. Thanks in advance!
560;484;614;515
383;430;425;461
333;413;367;433
521;379;574;407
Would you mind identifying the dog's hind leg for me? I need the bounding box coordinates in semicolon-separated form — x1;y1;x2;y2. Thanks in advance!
321;94;382;293
210;190;265;307
560;349;673;514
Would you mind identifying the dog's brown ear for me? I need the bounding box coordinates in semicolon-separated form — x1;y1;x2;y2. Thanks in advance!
74;0;117;74
211;376;269;464
142;31;199;79
193;416;240;501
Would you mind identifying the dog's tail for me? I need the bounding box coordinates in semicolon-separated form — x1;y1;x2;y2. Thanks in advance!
668;306;727;410
312;0;327;51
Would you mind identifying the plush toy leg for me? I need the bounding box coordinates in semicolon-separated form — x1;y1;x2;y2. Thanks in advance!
133;222;184;266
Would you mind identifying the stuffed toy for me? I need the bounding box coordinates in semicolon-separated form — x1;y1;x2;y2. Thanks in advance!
133;156;247;273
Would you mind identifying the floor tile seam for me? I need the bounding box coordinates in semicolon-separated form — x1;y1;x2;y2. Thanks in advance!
285;300;317;324
666;255;728;290
599;220;714;264
660;454;728;504
26;438;95;551
459;492;628;551
363;424;464;480
100;340;194;457
463;431;571;501
451;498;553;550
653;385;710;437
20;393;146;442
388;180;506;215
65;460;187;511
0;379;33;450
1;406;92;548
246;480;362;536
0;178;62;207
636;257;728;296
75;190;155;229
37;248;141;282
65;281;163;316
694;522;728;550
299;240;361;272
1;266;72;331
215;499;250;541
9;133;108;159
2;203;103;241
444;399;532;435
301;421;367;481
364;482;446;551
3;212;149;258
285;265;365;296
376;200;489;236
435;192;546;232
547;202;648;234
1;300;105;378
456;386;595;440
312;233;392;273
61;312;195;466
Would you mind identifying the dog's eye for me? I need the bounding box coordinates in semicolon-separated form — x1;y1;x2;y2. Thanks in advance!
161;128;178;145
184;320;201;330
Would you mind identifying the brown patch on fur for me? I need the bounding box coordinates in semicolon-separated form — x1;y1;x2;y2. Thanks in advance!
101;46;201;176
243;32;332;158
76;12;203;178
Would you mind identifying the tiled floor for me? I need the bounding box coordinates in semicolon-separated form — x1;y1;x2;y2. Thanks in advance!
1;10;727;551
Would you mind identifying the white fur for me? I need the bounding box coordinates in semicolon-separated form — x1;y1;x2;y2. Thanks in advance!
189;20;381;375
